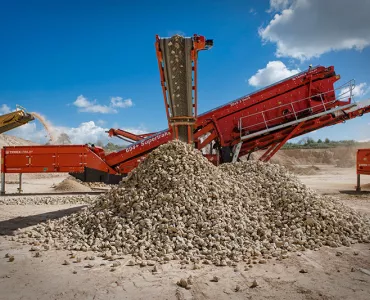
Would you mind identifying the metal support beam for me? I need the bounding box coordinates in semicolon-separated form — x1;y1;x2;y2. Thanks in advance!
260;122;304;162
1;172;5;195
232;142;243;163
198;130;217;150
17;173;23;194
356;174;361;192
1;147;5;195
259;143;278;162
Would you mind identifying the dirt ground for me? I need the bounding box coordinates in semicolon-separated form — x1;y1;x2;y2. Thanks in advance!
0;165;370;300
2;175;67;194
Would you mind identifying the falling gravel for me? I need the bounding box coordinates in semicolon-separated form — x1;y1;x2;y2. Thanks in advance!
19;141;370;265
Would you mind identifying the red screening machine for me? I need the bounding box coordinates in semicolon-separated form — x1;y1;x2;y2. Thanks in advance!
2;34;370;192
356;149;370;192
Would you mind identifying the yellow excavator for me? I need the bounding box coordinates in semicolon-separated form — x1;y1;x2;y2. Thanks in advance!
0;105;34;134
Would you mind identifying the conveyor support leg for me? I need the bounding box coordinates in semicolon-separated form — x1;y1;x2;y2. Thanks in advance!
18;173;23;194
1;172;4;195
356;174;361;192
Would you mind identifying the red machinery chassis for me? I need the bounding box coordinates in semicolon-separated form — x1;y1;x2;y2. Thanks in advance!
356;149;370;192
0;145;122;194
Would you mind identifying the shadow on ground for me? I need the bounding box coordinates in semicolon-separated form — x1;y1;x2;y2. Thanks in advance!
339;190;370;195
0;205;86;235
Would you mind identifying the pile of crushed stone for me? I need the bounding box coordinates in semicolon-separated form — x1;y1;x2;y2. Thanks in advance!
19;141;370;265
72;177;111;190
54;178;92;193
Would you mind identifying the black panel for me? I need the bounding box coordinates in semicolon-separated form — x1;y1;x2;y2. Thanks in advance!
220;146;233;163
70;167;125;184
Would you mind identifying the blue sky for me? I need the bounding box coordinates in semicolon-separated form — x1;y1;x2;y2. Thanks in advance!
1;0;369;144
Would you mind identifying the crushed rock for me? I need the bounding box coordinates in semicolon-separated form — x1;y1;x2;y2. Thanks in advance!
54;178;92;192
16;141;370;265
0;195;97;205
72;177;112;190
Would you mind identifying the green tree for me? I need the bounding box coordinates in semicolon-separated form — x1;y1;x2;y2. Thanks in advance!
317;139;322;144
324;138;330;143
56;133;72;145
104;142;124;151
305;137;315;145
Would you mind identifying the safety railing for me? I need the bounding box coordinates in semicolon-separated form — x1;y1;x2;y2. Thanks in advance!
238;79;355;136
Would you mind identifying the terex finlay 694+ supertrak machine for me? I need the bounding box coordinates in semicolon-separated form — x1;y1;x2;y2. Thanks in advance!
2;34;370;192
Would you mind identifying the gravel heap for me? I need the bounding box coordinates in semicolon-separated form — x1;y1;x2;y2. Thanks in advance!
54;178;92;192
20;141;370;265
0;195;97;205
72;177;111;190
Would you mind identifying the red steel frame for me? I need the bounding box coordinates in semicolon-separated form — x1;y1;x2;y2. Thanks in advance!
240;100;370;160
356;149;370;192
107;128;154;142
194;66;342;148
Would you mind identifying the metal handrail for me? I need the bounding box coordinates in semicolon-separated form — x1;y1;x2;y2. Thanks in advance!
199;65;325;117
239;79;355;136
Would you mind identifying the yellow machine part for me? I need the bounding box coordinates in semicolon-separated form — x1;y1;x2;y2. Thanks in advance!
0;110;34;134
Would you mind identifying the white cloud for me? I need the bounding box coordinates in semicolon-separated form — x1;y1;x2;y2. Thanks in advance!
249;8;257;15
268;0;291;12
340;82;369;100
10;115;147;146
97;119;106;126
73;95;117;114
260;0;370;60
110;97;133;108
0;104;11;114
73;95;134;114
248;61;300;87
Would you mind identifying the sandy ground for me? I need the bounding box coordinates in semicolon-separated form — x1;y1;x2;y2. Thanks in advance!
2;175;67;194
298;164;370;195
0;165;370;300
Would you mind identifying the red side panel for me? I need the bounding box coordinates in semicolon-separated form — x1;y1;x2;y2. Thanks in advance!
3;145;116;174
196;66;340;145
105;130;172;168
357;149;370;175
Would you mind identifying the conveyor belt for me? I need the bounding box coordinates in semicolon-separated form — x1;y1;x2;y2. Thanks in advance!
160;35;193;142
0;110;34;134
